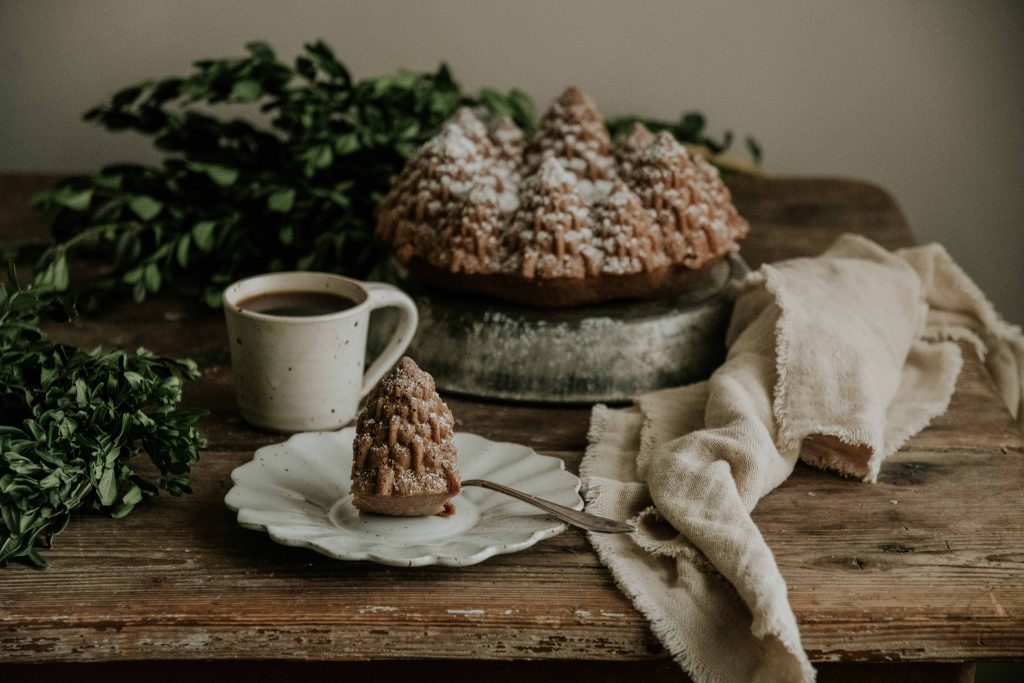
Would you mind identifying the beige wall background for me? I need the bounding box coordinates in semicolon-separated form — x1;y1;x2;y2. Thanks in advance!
1;0;1021;322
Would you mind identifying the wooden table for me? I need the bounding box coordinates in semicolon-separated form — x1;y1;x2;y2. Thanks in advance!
1;174;1022;683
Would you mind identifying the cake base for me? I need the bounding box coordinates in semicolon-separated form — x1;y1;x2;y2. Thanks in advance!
368;254;750;403
353;491;456;517
406;256;728;308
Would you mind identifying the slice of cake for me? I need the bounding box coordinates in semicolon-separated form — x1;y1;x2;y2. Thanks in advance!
351;357;461;517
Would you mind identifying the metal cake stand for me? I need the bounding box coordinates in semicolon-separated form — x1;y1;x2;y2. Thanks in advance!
369;254;749;404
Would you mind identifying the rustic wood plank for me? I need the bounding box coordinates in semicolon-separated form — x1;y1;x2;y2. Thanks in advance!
905;343;1024;452
1;422;1021;663
2;173;1021;671
728;175;915;266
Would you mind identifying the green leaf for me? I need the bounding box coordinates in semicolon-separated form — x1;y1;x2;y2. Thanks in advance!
746;136;763;164
110;502;135;519
52;252;69;291
191;221;216;251
111;85;144;109
175;235;191;268
245;41;275;61
179;79;209;99
123;371;145;387
74;379;88;405
97;467;117;506
310;145;333;169
203;288;222;308
122;486;144;506
507;89;535;129
114;231;141;268
397;122;419;140
295;56;316;80
267;189;295;213
122;267;144;285
394;142;418;158
129;196;163;221
204;165;238;187
305;40;349;83
110;485;144;518
143;263;161;292
35;251;70;291
231;80;262;102
94;174;123;190
328;191;350;208
334;133;359;155
53;187;93;211
680;112;706;138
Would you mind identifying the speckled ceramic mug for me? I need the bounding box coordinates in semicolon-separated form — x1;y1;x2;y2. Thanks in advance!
223;272;418;433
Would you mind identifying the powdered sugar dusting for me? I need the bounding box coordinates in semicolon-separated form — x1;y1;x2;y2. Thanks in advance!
376;87;749;281
351;357;460;508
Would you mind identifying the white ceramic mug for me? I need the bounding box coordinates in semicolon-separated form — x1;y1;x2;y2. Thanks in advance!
222;272;418;433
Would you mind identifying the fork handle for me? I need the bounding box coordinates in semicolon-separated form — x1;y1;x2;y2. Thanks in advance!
462;479;635;534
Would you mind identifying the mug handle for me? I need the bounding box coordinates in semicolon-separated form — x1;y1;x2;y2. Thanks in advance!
360;282;419;398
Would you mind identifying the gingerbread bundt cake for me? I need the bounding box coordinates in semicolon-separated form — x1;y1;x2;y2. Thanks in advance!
351;357;461;517
377;87;749;307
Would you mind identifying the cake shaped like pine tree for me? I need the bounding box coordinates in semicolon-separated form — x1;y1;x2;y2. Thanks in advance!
630;131;749;267
505;158;599;279
590;180;669;276
526;86;614;182
351;357;460;517
374;87;751;307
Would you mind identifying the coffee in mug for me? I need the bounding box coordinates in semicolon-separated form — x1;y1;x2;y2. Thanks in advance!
222;271;418;432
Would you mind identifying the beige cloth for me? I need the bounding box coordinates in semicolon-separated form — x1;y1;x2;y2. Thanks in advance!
581;234;1024;683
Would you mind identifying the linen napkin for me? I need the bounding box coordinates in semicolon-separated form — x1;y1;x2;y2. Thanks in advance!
581;234;1023;683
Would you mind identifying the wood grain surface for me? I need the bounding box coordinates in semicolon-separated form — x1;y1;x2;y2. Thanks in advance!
1;174;1021;675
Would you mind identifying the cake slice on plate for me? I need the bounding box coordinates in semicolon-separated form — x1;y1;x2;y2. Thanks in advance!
351;357;461;517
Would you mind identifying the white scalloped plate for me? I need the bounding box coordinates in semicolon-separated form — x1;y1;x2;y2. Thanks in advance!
224;428;582;567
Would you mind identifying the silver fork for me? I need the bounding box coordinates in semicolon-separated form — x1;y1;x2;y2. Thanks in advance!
462;479;634;534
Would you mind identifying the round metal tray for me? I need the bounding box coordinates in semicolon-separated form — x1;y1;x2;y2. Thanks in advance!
369;255;749;404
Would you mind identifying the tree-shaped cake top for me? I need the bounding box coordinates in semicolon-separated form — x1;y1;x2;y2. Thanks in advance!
352;357;460;513
506;158;598;279
591;180;669;276
526;86;614;182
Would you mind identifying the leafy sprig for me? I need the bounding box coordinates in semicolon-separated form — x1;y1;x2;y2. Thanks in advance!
0;267;206;567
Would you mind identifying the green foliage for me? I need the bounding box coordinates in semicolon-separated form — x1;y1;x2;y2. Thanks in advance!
30;41;536;306
0;266;206;567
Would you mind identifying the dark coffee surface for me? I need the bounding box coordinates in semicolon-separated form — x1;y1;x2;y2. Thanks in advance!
237;290;357;317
